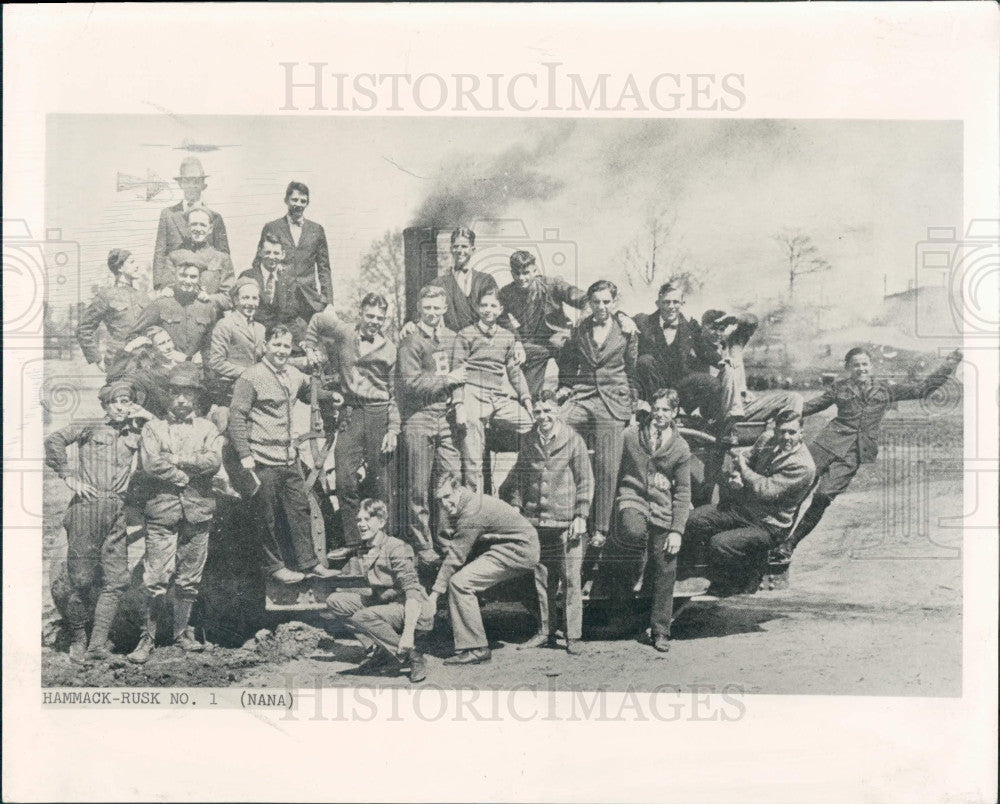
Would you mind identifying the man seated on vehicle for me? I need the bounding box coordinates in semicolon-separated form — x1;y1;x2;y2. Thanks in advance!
451;288;534;493
324;499;429;683
600;388;691;653
498;390;593;656
228;324;341;584
424;474;541;666
498;249;589;398
680;410;815;596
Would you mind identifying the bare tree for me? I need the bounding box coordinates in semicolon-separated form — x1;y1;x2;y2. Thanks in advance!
772;228;831;300
622;208;702;295
349;229;406;336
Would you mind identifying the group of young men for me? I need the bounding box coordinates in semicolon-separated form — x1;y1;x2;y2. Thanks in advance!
51;158;962;680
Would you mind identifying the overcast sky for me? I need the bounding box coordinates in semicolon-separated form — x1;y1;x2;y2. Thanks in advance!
46;116;961;318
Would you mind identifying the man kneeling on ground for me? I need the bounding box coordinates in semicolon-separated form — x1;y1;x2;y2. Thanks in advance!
324;499;430;683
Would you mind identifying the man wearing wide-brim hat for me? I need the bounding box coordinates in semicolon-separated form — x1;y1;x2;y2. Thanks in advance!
128;363;223;664
153;156;230;286
44;379;153;664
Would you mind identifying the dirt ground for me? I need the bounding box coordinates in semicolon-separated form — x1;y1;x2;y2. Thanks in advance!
41;360;963;696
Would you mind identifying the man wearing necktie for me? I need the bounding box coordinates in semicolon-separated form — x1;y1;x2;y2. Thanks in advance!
429;227;499;333
254;181;333;322
634;282;725;424
239;234;304;344
153;157;230;286
599;388;692;652
129;364;224;663
304;293;401;549
681;410;815;595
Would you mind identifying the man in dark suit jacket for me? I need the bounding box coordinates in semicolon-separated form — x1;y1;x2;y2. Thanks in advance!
238;234;305;344
557;279;639;546
634;281;724;424
429;227;499;332
254;181;332;321
153;158;230;283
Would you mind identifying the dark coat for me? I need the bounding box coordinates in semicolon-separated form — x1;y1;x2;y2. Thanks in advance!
802;357;960;463
557;315;639;421
255;217;332;313
153;203;229;286
237;266;301;332
429;269;499;332
634;311;719;379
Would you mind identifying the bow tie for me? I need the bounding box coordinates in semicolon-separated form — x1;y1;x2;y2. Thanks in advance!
455;267;469;274
359;333;376;344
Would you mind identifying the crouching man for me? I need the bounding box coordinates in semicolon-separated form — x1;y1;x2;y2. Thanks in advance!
681;410;815;596
129;364;223;663
424;475;540;665
44;380;152;663
498;390;593;655
324;499;429;683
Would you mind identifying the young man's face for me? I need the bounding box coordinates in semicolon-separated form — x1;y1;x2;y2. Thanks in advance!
177;176;205;203
187;211;212;244
534;400;558;435
176;265;202;294
847;353;873;383
774;419;804;451
285;190;309;221
236;285;260;319
359;304;387;339
259;241;284;272
151;330;177;359
651;397;678;431
118;255;143;282
512;261;539;290
264;332;294;367
355;509;386;544
419;296;445;329
477;295;501;326
450;235;474;271
436;483;462;516
168;388;196;420
589;289;615;324
656;289;685;326
104;391;134;422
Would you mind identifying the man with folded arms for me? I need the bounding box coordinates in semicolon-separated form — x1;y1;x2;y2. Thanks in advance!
424;475;540;665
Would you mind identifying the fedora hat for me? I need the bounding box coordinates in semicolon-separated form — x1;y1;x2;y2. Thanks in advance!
175;157;208;181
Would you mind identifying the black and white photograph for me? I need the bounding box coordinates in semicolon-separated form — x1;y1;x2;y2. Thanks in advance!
3;4;997;803
36;115;969;695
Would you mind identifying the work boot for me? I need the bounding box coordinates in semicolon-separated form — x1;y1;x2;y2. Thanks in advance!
128;596;159;664
68;628;91;665
406;650;428;684
87;593;119;659
172;599;203;651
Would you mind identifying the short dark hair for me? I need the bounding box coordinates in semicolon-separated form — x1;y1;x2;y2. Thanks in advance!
651;387;680;410
285;181;310;200
478;288;500;305
774;409;803;428
587;279;618;300
450;227;476;246
360;293;389;313
657;281;682;298
359;498;389;522
260;233;285;251
510;250;536;273
844;346;872;366
535;389;559;405
265;323;293;342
